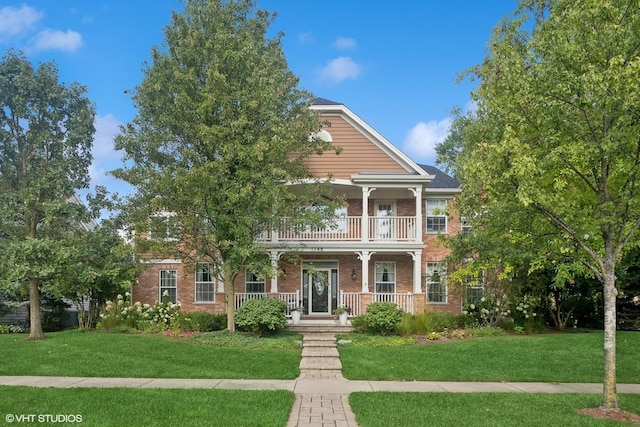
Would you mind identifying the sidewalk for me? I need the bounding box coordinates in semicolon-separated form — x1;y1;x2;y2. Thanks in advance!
2;332;640;427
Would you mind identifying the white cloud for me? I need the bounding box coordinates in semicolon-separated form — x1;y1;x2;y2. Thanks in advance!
334;36;357;50
32;29;83;53
317;56;362;86
402;118;453;163
89;114;123;187
92;114;122;161
0;5;43;40
298;32;314;44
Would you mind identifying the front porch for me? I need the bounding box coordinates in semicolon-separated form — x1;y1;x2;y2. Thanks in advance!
234;290;417;317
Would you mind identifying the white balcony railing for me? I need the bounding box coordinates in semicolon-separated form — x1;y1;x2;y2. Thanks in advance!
260;216;418;243
371;292;414;314
234;291;300;316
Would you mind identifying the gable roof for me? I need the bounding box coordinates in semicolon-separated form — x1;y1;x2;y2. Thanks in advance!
418;164;460;189
310;98;430;178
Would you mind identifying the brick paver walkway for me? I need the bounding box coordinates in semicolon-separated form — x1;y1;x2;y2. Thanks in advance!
287;333;358;427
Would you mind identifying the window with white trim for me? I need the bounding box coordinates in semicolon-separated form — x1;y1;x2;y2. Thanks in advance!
426;199;447;233
375;262;396;294
426;262;447;303
159;270;177;303
465;272;485;304
195;263;215;303
148;213;180;240
461;216;473;235
245;272;266;293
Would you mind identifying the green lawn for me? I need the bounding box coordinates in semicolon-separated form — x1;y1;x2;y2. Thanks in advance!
0;386;293;427
349;393;640;427
338;331;640;383
0;330;301;379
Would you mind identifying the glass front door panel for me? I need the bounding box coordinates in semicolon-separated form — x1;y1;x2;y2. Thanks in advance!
310;270;330;314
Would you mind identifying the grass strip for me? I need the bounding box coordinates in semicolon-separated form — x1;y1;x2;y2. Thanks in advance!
0;386;294;427
339;331;640;383
0;330;301;379
349;392;640;427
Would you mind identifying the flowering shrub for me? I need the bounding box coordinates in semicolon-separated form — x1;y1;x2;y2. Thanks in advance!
511;295;540;329
97;291;180;332
463;295;510;327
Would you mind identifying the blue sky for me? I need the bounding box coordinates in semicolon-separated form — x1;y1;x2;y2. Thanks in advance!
0;1;517;199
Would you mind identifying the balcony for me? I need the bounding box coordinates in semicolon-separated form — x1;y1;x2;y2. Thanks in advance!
259;216;418;243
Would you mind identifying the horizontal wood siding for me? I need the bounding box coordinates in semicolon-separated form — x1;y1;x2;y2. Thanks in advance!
306;116;409;179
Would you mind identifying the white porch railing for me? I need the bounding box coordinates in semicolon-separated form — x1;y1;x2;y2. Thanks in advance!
234;291;300;316
372;292;414;314
339;291;362;316
259;216;418;243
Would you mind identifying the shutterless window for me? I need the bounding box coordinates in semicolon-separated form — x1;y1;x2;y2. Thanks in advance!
245;272;266;293
375;262;396;293
195;263;215;303
426;262;447;303
465;272;485;305
159;270;177;303
426;199;447;233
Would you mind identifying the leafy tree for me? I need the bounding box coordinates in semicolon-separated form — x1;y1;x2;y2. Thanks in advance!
0;50;95;339
113;0;339;331
442;0;640;410
55;218;138;329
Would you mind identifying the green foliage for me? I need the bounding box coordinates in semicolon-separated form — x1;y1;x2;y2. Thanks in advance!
188;330;302;349
0;325;9;334
175;312;227;332
40;293;70;332
0;50;96;339
397;312;477;335
360;302;403;336
336;333;416;347
97;293;181;332
113;0;341;331
234;298;288;336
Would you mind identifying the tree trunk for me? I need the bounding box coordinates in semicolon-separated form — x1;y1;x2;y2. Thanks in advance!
225;263;235;332
601;258;618;409
28;278;45;339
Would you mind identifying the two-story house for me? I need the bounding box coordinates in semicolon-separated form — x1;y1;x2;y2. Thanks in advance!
132;98;470;319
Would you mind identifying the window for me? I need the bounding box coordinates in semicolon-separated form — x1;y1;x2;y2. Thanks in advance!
245;272;266;293
461;216;473;235
375;262;396;294
426;262;447;303
159;270;177;303
148;213;180;240
465;272;485;304
195;263;215;303
426;199;447;233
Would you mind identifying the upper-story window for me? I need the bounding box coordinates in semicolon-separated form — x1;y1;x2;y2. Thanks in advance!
426;199;448;233
461;216;473;235
148;212;180;241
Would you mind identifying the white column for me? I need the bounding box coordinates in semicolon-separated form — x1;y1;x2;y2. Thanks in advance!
409;250;423;293
356;251;375;293
361;187;375;242
410;187;423;242
269;251;281;293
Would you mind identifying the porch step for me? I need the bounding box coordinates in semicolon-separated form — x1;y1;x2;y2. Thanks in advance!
287;324;354;333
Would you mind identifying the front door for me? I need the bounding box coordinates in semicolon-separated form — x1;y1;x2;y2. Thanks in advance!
309;269;331;314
